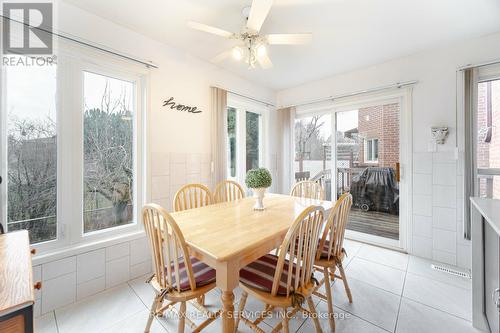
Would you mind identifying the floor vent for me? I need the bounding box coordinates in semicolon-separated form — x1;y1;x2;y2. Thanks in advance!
431;264;471;279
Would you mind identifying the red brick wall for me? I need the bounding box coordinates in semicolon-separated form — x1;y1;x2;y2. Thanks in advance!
477;83;490;168
491;81;500;198
477;80;500;199
358;103;400;168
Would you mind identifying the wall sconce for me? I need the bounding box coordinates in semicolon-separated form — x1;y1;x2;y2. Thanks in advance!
431;127;449;144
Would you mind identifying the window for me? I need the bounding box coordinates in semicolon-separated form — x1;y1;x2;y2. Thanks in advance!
83;72;135;233
246;111;261;171
365;138;379;162
227;107;237;178
1;47;146;248
4;61;58;244
226;96;266;184
476;78;500;199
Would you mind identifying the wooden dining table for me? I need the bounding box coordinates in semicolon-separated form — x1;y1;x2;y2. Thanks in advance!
170;193;334;333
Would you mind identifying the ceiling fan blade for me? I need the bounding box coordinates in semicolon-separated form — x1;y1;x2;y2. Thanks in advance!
211;50;232;63
266;33;312;45
187;21;234;38
257;53;273;69
247;0;274;33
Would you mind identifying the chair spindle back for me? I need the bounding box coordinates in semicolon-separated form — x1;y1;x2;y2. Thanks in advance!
214;180;245;203
272;205;324;297
142;204;196;292
290;181;325;200
173;184;213;212
317;193;353;262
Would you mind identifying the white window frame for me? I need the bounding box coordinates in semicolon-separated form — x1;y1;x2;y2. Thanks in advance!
364;138;379;163
474;65;500;199
0;41;149;253
227;94;268;187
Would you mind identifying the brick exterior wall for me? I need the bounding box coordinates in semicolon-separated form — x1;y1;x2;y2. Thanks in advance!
358;103;400;168
477;80;500;199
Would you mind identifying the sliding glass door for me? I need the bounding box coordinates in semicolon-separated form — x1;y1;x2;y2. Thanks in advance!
335;102;401;245
293;91;410;249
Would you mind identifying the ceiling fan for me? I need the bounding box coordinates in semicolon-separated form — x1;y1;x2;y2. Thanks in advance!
187;0;312;69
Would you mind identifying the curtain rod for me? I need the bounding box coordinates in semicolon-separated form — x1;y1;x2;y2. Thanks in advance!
217;87;276;107
279;80;418;109
0;15;159;69
458;58;500;71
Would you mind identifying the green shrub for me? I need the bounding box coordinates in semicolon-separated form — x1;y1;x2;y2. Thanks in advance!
245;168;272;189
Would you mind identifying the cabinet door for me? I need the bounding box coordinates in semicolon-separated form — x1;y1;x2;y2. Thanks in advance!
485;222;500;332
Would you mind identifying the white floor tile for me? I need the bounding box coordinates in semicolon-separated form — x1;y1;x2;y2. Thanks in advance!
407;256;471;290
332;277;400;332
39;245;480;333
35;311;58;333
101;309;167;333
236;293;287;329
298;303;388;333
55;284;145;333
396;298;480;333
156;296;255;333
403;273;472;321
356;244;409;271
129;280;227;333
346;257;406;295
127;275;154;307
343;239;363;259
207;315;272;333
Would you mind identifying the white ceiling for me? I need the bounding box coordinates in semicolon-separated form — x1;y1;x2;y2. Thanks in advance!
62;0;500;90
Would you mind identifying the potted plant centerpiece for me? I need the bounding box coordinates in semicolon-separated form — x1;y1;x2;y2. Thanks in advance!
245;168;272;210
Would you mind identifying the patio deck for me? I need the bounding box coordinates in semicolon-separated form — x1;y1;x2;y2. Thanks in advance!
346;208;399;240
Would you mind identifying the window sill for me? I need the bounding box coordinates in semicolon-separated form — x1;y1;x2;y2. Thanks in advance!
32;230;146;266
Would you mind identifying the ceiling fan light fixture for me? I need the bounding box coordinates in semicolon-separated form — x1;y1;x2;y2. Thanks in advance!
232;46;243;61
188;1;310;70
256;44;267;57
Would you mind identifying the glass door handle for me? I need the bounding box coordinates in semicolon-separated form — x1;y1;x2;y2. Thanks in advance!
395;163;401;182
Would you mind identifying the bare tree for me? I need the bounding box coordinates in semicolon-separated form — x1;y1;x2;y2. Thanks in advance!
7;79;134;242
295;116;325;172
7;116;57;243
83;80;133;232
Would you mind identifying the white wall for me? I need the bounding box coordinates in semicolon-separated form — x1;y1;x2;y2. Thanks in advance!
277;31;500;269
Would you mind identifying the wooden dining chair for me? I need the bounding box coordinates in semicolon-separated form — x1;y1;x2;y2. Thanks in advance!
313;192;353;332
173;184;213;212
213;180;245;203
236;205;325;333
290;180;325;200
142;204;221;333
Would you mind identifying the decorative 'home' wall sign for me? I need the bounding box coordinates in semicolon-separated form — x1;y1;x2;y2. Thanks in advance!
162;97;202;114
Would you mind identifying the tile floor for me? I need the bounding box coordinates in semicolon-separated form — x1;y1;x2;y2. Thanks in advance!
35;240;480;333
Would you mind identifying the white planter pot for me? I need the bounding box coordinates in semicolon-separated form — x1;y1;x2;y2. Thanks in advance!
252;187;267;210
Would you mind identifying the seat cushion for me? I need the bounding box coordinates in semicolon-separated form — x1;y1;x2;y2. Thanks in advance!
293;239;344;260
168;257;216;291
239;254;297;296
319;242;346;260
